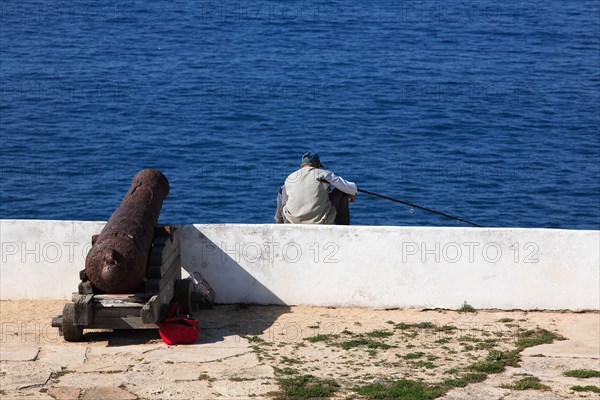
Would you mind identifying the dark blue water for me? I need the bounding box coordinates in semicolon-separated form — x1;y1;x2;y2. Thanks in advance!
1;1;599;228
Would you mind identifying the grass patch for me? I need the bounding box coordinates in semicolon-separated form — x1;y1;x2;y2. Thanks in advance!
281;356;301;365
305;334;338;343
456;302;477;313
515;328;565;349
500;376;549;391
50;367;73;379
273;367;299;375
243;335;266;344
435;325;456;333
276;374;340;399
458;336;480;343
409;360;436;369
401;352;425;360
229;376;255;382
497;318;514;323
339;337;392;350
394;322;436;330
487;349;521;367
353;379;446;399
467;350;521;374
366;329;394;338
442;373;487;388
198;373;211;381
571;385;600;393
563;369;600;378
475;339;498;350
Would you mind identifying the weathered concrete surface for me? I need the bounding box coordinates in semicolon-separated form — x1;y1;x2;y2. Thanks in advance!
2;220;599;310
37;345;86;366
80;386;138;400
46;386;81;400
0;301;598;399
0;344;40;361
142;335;253;363
0;362;55;391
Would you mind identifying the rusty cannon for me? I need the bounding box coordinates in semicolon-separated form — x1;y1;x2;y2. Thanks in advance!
85;169;170;293
52;169;213;342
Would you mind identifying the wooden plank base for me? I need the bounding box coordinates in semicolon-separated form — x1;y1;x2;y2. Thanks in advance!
59;226;181;336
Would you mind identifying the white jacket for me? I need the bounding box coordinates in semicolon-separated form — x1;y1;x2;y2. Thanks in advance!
282;167;357;224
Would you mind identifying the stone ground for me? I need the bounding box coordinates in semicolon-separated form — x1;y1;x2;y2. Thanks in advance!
0;300;598;399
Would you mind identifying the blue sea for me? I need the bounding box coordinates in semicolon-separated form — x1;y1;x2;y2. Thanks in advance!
1;1;599;229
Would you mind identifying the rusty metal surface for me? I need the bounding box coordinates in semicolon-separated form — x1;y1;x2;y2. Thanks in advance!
85;169;169;293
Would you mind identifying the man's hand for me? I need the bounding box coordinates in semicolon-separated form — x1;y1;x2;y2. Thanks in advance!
347;194;357;202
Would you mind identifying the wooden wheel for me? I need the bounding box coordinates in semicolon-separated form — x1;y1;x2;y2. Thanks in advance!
62;303;83;342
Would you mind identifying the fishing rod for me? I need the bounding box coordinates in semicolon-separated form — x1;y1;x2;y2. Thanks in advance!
357;188;484;227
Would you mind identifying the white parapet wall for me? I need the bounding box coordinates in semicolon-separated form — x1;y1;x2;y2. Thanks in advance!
1;219;599;310
0;220;106;300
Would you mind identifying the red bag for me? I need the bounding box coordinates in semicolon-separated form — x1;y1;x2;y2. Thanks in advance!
159;302;199;345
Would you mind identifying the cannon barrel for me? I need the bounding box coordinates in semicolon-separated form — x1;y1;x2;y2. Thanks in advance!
85;169;170;293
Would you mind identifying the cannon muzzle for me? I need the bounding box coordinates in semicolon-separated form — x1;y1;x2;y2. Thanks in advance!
85;169;169;293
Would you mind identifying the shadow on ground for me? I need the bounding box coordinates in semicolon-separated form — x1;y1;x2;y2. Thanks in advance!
83;329;162;346
80;304;291;346
195;304;291;345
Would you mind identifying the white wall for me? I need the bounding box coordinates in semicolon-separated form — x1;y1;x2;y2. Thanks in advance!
180;224;600;310
0;220;105;300
1;220;599;310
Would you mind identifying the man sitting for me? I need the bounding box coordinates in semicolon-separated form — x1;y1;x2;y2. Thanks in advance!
275;152;357;225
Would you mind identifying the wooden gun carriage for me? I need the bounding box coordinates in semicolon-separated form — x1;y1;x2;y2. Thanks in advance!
52;225;194;341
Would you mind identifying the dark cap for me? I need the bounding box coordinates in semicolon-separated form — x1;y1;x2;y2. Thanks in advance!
301;151;322;166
